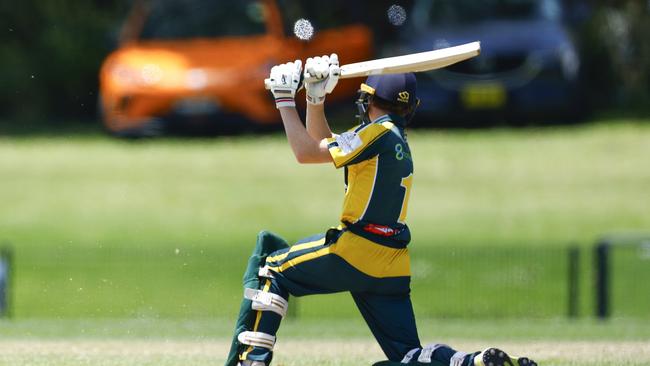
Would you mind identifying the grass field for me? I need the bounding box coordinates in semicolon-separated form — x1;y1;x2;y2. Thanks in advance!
1;318;650;365
1;120;650;365
1;120;649;319
2;339;650;366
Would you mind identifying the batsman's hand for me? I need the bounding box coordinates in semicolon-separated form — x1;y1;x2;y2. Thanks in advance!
265;60;303;109
304;53;340;105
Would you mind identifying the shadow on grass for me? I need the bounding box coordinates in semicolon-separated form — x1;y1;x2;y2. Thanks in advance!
0;120;106;138
1;111;646;139
0;119;286;139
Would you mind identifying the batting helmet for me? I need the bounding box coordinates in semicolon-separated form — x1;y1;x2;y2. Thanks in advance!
356;73;420;125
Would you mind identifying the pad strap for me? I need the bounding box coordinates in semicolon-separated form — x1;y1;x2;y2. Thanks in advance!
237;331;275;350
401;348;420;363
258;266;275;279
418;343;448;363
450;351;468;366
244;288;288;317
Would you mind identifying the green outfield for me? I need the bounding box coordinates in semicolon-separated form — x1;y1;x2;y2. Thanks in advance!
1;318;650;365
1;120;649;319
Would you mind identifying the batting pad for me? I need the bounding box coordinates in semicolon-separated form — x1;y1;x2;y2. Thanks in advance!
224;230;289;366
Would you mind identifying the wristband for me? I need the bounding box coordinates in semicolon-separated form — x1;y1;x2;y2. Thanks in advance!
275;97;296;108
272;87;296;108
306;94;325;105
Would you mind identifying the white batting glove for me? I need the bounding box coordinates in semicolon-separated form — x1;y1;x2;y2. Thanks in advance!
304;53;340;105
265;60;303;108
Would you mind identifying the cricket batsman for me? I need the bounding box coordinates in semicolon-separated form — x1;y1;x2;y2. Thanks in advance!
225;54;538;366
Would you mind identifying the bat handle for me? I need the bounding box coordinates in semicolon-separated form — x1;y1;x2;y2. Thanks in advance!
303;69;340;83
264;74;308;90
303;71;317;84
265;70;337;90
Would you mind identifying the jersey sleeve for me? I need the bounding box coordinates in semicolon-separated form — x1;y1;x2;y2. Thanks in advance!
326;121;394;168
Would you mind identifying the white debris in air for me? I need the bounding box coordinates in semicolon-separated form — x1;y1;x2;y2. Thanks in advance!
293;18;314;41
387;4;407;26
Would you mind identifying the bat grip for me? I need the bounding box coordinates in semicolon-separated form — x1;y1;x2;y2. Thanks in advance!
303;71;316;84
264;73;307;90
303;69;340;83
265;69;340;90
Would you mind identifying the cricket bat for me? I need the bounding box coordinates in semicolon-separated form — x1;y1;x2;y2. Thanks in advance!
264;41;481;89
332;41;481;80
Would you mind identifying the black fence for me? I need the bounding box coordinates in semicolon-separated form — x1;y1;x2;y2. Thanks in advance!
407;245;581;319
594;234;650;319
4;237;650;319
0;244;13;318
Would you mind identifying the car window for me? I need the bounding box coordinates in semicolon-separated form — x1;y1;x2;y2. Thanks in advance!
140;0;267;40
414;0;561;27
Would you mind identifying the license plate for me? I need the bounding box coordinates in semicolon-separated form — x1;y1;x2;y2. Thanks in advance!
173;98;220;115
461;82;507;109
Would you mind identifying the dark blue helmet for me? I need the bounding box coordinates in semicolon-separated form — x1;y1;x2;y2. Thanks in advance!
364;73;418;109
356;73;420;125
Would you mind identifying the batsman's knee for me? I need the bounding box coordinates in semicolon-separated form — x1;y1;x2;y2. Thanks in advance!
243;231;290;286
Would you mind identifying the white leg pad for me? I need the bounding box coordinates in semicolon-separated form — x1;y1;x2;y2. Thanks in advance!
244;288;288;317
450;351;468;366
418;343;449;363
401;348;420;363
237;331;276;350
258;266;275;279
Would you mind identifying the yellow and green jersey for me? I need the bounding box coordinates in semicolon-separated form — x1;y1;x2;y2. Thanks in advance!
326;114;413;248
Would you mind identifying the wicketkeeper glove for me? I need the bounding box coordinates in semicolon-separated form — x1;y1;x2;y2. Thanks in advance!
265;60;303;109
304;53;340;105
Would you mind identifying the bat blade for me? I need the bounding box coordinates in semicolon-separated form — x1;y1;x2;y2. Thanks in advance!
265;42;481;89
339;41;481;79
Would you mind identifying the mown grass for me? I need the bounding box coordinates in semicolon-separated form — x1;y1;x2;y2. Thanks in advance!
2;317;650;340
1;120;649;319
0;318;649;366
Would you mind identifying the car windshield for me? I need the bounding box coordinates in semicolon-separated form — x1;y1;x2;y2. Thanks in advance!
139;0;267;40
414;0;561;26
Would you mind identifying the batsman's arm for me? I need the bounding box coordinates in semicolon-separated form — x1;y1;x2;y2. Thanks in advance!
266;60;331;164
304;54;339;141
306;103;333;141
279;107;332;164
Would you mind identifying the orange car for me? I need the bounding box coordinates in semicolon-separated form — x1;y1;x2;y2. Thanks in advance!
99;0;373;136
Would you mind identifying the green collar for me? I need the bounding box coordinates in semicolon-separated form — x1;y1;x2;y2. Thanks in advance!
372;114;405;127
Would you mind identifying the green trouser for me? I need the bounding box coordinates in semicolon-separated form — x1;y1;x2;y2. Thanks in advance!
226;229;475;366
